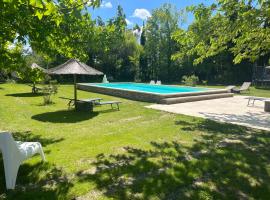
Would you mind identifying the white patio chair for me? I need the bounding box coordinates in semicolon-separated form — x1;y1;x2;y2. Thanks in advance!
0;132;45;189
150;80;155;85
156;80;162;85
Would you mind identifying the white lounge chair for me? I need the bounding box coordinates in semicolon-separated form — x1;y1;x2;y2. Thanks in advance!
150;80;155;85
0;132;45;189
232;82;251;93
156;80;162;85
225;85;236;92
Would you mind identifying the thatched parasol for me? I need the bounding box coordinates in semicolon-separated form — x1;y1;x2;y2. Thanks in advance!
48;59;103;109
30;63;47;72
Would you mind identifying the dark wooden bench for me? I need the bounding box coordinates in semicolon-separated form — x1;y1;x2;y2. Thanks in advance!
59;97;102;108
95;101;122;110
59;97;121;111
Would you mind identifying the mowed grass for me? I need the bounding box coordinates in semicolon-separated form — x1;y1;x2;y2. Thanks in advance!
0;83;270;200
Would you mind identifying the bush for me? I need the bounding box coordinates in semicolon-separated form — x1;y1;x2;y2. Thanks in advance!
6;79;17;84
202;80;208;85
182;75;199;86
42;80;58;105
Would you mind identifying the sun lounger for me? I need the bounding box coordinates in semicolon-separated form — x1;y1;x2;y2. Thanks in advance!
150;80;155;85
94;101;122;110
232;82;251;93
225;85;236;92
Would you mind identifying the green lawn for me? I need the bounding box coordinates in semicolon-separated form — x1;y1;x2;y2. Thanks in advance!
0;83;270;200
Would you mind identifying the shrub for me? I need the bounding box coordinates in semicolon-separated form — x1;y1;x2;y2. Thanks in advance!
182;75;199;86
202;80;208;85
6;79;17;84
42;80;58;105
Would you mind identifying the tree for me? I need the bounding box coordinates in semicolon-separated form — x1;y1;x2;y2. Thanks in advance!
87;5;142;81
138;22;148;81
144;3;180;81
0;0;101;73
173;0;270;66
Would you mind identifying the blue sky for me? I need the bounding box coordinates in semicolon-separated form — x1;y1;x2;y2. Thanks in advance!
88;0;215;28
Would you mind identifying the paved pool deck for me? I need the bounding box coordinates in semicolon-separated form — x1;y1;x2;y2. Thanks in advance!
146;96;270;131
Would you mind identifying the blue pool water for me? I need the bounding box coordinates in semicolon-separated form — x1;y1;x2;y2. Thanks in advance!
90;83;208;94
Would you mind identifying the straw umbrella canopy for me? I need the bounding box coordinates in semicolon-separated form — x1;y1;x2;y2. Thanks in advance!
48;59;103;107
30;63;47;73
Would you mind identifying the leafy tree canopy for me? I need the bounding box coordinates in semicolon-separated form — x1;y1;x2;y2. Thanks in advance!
173;0;270;65
144;3;180;80
0;0;100;71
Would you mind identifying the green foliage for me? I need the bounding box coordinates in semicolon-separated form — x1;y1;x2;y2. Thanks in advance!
182;75;199;86
173;0;270;65
42;80;58;105
0;42;26;74
1;0;268;85
0;0;101;73
18;66;45;84
87;6;143;81
202;80;208;85
144;3;181;81
127;33;143;82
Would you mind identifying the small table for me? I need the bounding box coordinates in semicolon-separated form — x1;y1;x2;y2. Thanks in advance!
247;97;268;106
265;100;270;112
247;97;270;112
76;100;93;112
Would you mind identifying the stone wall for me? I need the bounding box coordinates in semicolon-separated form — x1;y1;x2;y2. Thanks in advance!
77;84;164;103
77;83;230;104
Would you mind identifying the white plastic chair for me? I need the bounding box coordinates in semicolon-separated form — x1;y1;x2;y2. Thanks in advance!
0;132;45;189
156;80;162;85
150;80;155;85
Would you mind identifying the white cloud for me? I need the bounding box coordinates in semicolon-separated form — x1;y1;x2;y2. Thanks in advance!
132;8;151;20
125;19;133;26
101;1;112;8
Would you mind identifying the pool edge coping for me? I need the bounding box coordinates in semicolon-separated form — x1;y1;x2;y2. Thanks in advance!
77;82;227;97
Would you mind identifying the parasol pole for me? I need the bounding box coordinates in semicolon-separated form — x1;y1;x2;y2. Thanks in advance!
74;74;77;110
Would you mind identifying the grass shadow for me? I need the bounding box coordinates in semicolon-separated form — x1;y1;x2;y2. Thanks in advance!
193;108;270;131
31;110;99;123
6;93;44;97
0;161;73;199
12;131;64;147
77;120;270;199
35;102;57;107
0;131;69;199
175;118;250;135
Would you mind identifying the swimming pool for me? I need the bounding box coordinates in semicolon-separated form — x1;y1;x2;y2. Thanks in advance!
91;83;207;94
77;82;231;104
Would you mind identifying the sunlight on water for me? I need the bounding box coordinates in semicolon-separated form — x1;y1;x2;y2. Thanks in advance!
90;83;208;94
